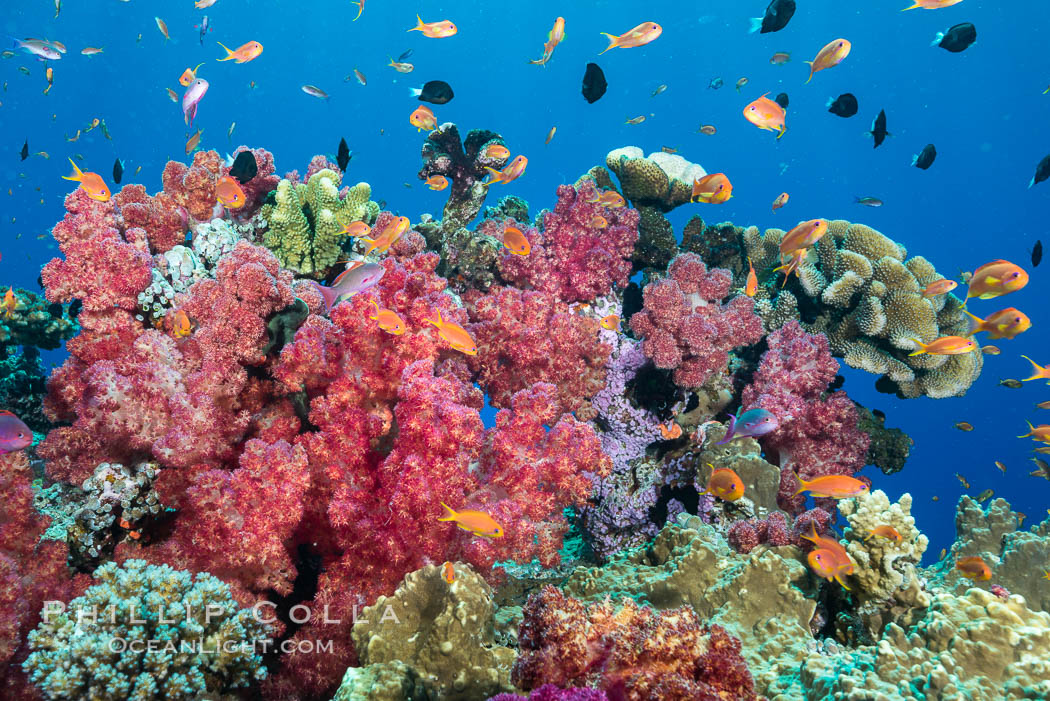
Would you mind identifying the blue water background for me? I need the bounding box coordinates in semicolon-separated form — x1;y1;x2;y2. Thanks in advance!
2;0;1047;560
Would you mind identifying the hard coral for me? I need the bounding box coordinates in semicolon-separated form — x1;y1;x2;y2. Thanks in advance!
418;122;509;232
512;586;759;701
464;285;611;418
497;179;639;304
630;252;763;388
740;321;870;515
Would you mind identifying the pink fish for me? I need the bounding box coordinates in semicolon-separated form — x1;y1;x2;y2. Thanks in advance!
312;261;385;312
0;410;32;453
182;78;209;126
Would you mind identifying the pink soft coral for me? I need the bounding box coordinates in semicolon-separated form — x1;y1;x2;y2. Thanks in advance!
630;253;763;388
464;286;611;419
740;321;871;515
497;180;638;303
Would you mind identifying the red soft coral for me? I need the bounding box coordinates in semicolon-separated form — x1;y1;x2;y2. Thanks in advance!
497;180;638;303
162;150;224;222
112;184;186;254
464;286;611;419
740;321;871;515
630;253;763;388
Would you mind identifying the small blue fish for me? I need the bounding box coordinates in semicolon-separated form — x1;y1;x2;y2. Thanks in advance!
716;408;779;444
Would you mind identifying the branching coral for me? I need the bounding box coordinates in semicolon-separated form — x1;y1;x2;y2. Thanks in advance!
629;252;763;388
418;123;509;231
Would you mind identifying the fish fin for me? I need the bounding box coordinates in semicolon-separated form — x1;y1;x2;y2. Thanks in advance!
931;32;945;47
748;17;763;33
776;126;787;140
804;62;814;84
1022;355;1047;381
216;40;234;60
367;298;380;319
900;0;921;8
983;275;1001;284
351;1;363;21
834;574;852;590
962;310;984;336
311;280;337;314
437;502;457;521
714;413;737;445
61;157;83;182
907;338;927;356
598;32;619;55
407;14;424;32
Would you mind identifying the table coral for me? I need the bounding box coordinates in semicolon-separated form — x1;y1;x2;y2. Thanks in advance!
629;252;763;388
497;179;639;304
23;559;270;700
744;220;982;398
740;320;870;515
418;123;509;231
513;585;760;700
350;563;516;700
464;285;611;418
260;168;375;276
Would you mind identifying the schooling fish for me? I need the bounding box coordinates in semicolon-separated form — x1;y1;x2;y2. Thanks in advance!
598;22;662;54
999;379;1023;389
904;0;964;10
1031;240;1042;267
313;262;385;312
437;502;503;538
0;410;32;453
301;84;329;100
691;173;733;204
367;299;406;335
771;192;790;212
182;78;209;126
743;93;787;138
409;105;437;131
228;150;257;184
922;279;956;297
215;175;246;209
408;16;458;39
933;22;976;52
61;158;110;202
698;466;745;502
1019;421;1050;443
869;109;889;148
963;308;1031;340
827;93;858;118
750;0;796;34
410;80;454;104
955;556;992;581
20;138;28;161
582;63;607;103
909;335;977;356
795;474;870;499
805;39;851;83
426;309;478;355
912;144;937;170
1030;155;1050;188
708;77;723;90
502;226;531;255
337;138;351;171
716;408;778;444
868;526;903;543
1022;356;1050;384
216;40;263;63
484;155;527;186
1030;457;1050;480
112;158;123;185
965;260;1028;299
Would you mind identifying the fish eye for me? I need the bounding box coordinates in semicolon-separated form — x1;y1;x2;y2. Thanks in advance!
17;432;23;438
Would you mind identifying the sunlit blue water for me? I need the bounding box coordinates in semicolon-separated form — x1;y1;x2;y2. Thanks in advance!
2;0;1048;559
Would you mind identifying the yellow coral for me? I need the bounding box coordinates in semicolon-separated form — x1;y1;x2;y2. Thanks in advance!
605;146;706;211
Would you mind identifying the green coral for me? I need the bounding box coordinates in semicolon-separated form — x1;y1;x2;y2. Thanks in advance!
260;169;377;276
23;559;270;700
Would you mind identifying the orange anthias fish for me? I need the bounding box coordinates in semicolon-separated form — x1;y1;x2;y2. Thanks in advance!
1018;421;1050;443
425;175;449;191
771;192;789;211
438;502;503;537
408;15;458;38
179;63;204;87
341;221;372;238
360;216;410;255
908;335;978;356
410;105;437;131
794;473;869;499
774;248;808;285
698;466;745;502
367;299;406;335
484;143;511;160
185;128;203;155
1022;356;1050;384
801;524;854;589
587;190;626;208
922;279;957;298
155;17;170;41
166;308;193;338
590;215;608;228
61;158;110;202
867;525;903;543
530;16;566;66
442;561;455;584
743;93;787;138
964;308;1031;340
484;155;528;186
426;310;478;355
1;289;17;319
902;0;964;9
691;173;733;204
350;0;364;20
744;257;758;297
965;260;1028;300
955;555;991;581
599;314;620;331
216;40;263;63
779;219;829;259
215;175;246;209
502;226;531;255
658;421;682;440
599;22;662;54
805;39;851;83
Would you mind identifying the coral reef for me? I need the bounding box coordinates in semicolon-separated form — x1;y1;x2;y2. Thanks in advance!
350;563;515;700
497;179;639;304
0;287;77;351
23;559;270;700
0;346;56;433
743;220;982;398
260;168;375;276
629;252;763;388
418;123;509;231
513;585;759;700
